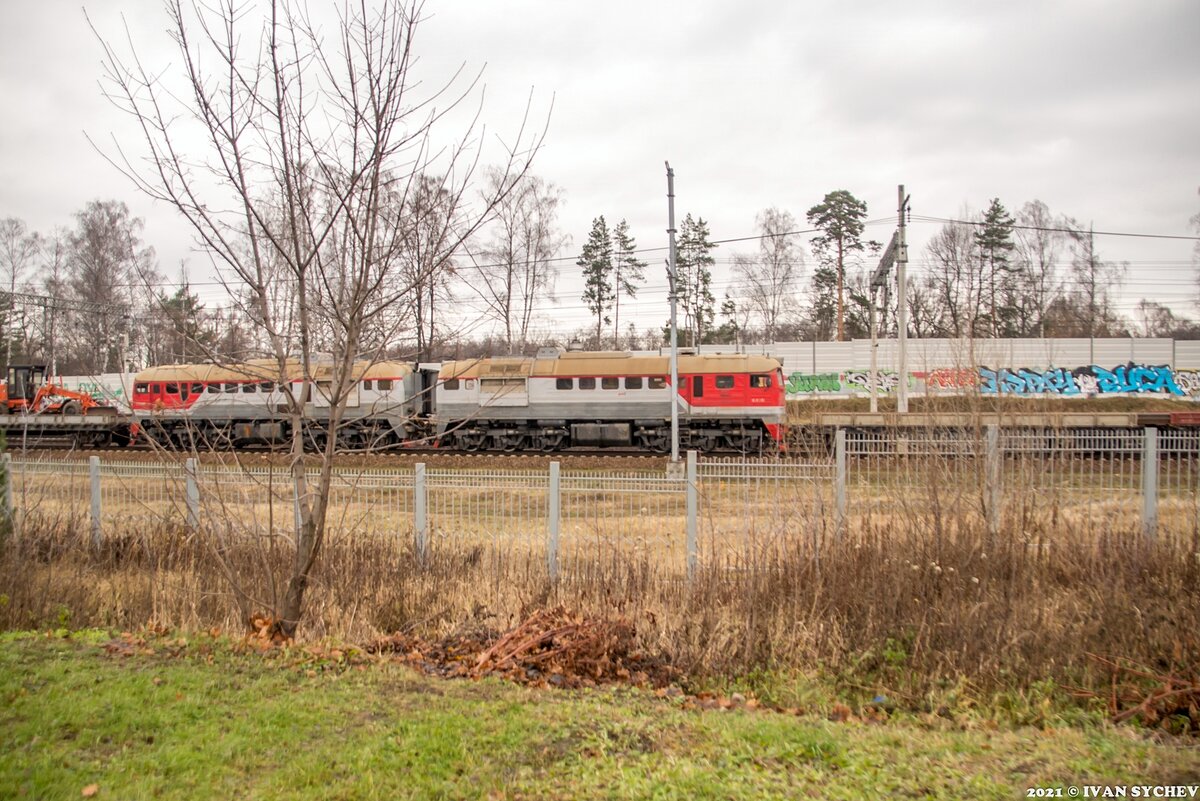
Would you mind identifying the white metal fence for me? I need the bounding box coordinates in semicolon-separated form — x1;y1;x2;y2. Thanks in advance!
4;427;1198;579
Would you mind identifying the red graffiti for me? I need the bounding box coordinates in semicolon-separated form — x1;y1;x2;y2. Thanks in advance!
924;368;978;389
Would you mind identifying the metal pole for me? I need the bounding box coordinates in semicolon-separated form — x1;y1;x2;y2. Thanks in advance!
868;289;878;413
835;428;847;534
2;453;13;534
897;185;910;414
414;462;428;565
685;450;697;580
185;457;200;532
666;162;680;465
89;455;102;548
1142;427;1158;540
547;461;560;580
986;425;1001;538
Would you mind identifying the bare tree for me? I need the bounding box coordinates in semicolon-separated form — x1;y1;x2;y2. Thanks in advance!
921;213;981;337
734;207;803;343
1061;218;1126;337
92;0;543;636
468;170;566;353
0;218;42;367
64;200;156;373
1012;200;1063;337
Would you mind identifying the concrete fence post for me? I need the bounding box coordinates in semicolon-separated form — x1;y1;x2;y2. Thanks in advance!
414;462;429;565
1142;427;1158;540
185;458;200;532
686;450;698;580
835;428;847;535
986;425;1001;537
89;455;102;548
547;461;560;581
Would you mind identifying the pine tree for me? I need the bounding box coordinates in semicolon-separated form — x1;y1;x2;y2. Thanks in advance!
806;190;871;341
975;198;1017;337
675;214;716;347
578;216;614;348
611;219;646;349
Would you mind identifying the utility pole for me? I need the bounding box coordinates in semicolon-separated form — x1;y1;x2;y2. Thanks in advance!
897;185;911;414
869;233;899;413
666;162;680;465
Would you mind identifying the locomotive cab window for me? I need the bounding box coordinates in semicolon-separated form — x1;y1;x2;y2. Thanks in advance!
601;377;619;390
648;376;666;390
579;377;596;390
555;378;573;390
443;379;460;391
362;380;373;391
625;376;642;390
715;375;734;389
377;379;392;392
750;374;771;389
135;383;148;394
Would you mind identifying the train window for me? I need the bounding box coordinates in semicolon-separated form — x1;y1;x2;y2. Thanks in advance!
579;377;596;390
362;380;373;391
377;379;393;391
648;376;666;390
692;376;704;397
750;374;771;389
135;383;148;394
601;377;619;390
444;379;460;391
556;378;573;390
261;381;274;392
165;383;179;395
242;383;257;393
206;383;220;394
224;382;238;393
191;383;203;395
625;376;643;390
715;375;734;389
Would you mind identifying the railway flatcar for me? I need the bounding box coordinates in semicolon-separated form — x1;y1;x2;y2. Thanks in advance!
435;349;786;453
131;358;430;450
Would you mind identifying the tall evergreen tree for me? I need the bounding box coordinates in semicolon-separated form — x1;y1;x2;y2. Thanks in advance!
975;198;1017;337
578;216;614;348
806;190;872;341
611;219;646;349
675;214;716;346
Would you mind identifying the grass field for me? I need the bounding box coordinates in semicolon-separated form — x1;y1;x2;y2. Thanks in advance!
2;631;1197;801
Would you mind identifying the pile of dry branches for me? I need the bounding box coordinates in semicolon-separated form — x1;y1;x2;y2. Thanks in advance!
367;606;678;689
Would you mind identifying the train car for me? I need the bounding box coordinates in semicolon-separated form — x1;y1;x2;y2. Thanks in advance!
435;349;786;452
130;358;428;450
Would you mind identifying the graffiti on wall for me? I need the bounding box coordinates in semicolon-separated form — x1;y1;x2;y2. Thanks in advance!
785;371;910;395
785;363;1200;398
979;363;1185;397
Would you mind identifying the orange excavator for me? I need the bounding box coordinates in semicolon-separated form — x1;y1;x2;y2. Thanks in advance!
0;364;113;415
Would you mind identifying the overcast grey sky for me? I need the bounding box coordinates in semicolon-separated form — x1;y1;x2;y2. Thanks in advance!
1;0;1198;338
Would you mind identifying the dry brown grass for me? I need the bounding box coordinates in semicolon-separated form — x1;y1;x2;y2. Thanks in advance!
2;491;1197;702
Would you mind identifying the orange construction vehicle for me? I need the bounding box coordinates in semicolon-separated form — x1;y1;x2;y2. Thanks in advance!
0;364;113;415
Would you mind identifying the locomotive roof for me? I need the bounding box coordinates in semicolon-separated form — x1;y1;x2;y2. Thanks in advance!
135;359;413;383
439;351;781;379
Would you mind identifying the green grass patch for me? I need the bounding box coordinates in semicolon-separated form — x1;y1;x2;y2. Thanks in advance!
2;631;1197;800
